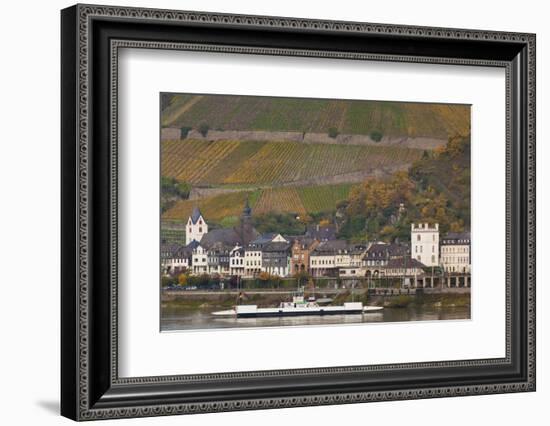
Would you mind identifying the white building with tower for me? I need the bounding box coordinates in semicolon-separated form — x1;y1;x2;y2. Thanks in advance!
411;223;439;267
185;206;208;245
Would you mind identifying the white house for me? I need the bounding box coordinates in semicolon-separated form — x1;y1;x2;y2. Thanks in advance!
160;243;191;275
440;232;471;273
244;244;263;277
309;240;348;277
185;206;208;245
191;242;208;274
411;223;439;267
229;244;245;276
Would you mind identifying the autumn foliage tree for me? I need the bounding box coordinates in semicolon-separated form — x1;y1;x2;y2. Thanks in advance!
339;134;471;242
178;273;188;286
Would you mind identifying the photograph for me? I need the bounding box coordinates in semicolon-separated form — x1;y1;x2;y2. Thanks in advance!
57;2;536;421
159;93;472;331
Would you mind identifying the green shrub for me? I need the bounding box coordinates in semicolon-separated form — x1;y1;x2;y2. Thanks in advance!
369;130;383;142
328;127;339;138
180;126;192;139
198;122;209;137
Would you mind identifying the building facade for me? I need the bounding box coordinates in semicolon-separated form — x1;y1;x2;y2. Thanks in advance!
411;223;439;267
262;241;291;276
191;242;208;274
160;243;191;275
289;237;319;275
206;242;231;276
309;240;348;277
185;206;208;245
229;244;245;276
440;232;471;273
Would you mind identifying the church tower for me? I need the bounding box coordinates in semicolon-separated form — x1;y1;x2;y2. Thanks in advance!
411;223;439;267
186;206;208;245
237;198;255;246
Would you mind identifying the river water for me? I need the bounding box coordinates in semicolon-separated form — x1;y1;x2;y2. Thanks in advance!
161;305;470;332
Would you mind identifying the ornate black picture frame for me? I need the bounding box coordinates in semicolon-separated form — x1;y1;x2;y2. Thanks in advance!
61;4;536;421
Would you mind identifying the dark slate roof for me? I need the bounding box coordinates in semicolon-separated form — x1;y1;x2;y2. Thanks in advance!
190;206;202;224
199;228;241;249
263;241;292;252
442;232;471;244
161;243;192;259
386;257;425;269
186;240;201;250
198;224;259;249
364;243;408;259
349;244;369;254
251;233;279;244
160;243;181;259
305;224;337;241
206;241;232;254
311;240;349;254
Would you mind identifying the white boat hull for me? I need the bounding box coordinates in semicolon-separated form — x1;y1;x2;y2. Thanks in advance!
212;304;383;318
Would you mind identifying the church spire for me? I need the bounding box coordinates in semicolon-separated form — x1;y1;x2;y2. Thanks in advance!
242;196;251;217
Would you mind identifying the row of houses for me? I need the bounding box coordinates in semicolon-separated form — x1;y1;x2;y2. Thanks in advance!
161;204;471;279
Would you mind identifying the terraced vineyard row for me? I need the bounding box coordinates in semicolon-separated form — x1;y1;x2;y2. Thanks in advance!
297;184;353;213
162;94;470;139
162;190;260;222
162;139;423;185
163;183;356;223
253;187;306;215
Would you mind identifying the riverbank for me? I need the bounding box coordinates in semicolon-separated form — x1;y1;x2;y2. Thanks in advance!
161;288;470;312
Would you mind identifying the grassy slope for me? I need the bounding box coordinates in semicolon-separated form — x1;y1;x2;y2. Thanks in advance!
163;94;470;138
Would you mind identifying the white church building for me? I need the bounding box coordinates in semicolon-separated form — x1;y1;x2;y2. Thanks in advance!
185;206;208;245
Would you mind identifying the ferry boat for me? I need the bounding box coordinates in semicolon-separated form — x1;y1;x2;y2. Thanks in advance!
212;295;383;318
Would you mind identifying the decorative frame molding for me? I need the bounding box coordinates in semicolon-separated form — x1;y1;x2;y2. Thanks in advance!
61;3;535;421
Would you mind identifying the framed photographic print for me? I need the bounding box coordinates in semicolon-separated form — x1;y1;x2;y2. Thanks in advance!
61;4;536;421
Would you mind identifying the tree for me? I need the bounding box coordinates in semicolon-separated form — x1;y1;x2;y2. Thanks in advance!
369;130;383;142
198;122;209;137
293;271;310;287
161;275;176;288
180;126;192;139
328;127;339;138
258;271;271;283
178;273;188;286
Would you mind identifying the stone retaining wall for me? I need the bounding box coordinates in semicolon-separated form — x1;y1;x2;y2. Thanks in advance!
160;127;447;150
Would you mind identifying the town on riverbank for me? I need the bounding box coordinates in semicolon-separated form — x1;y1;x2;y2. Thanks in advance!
161;202;471;297
159;93;471;328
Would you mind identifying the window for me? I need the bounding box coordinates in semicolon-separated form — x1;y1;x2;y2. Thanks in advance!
199;227;202;232
417;234;421;241
431;255;435;263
